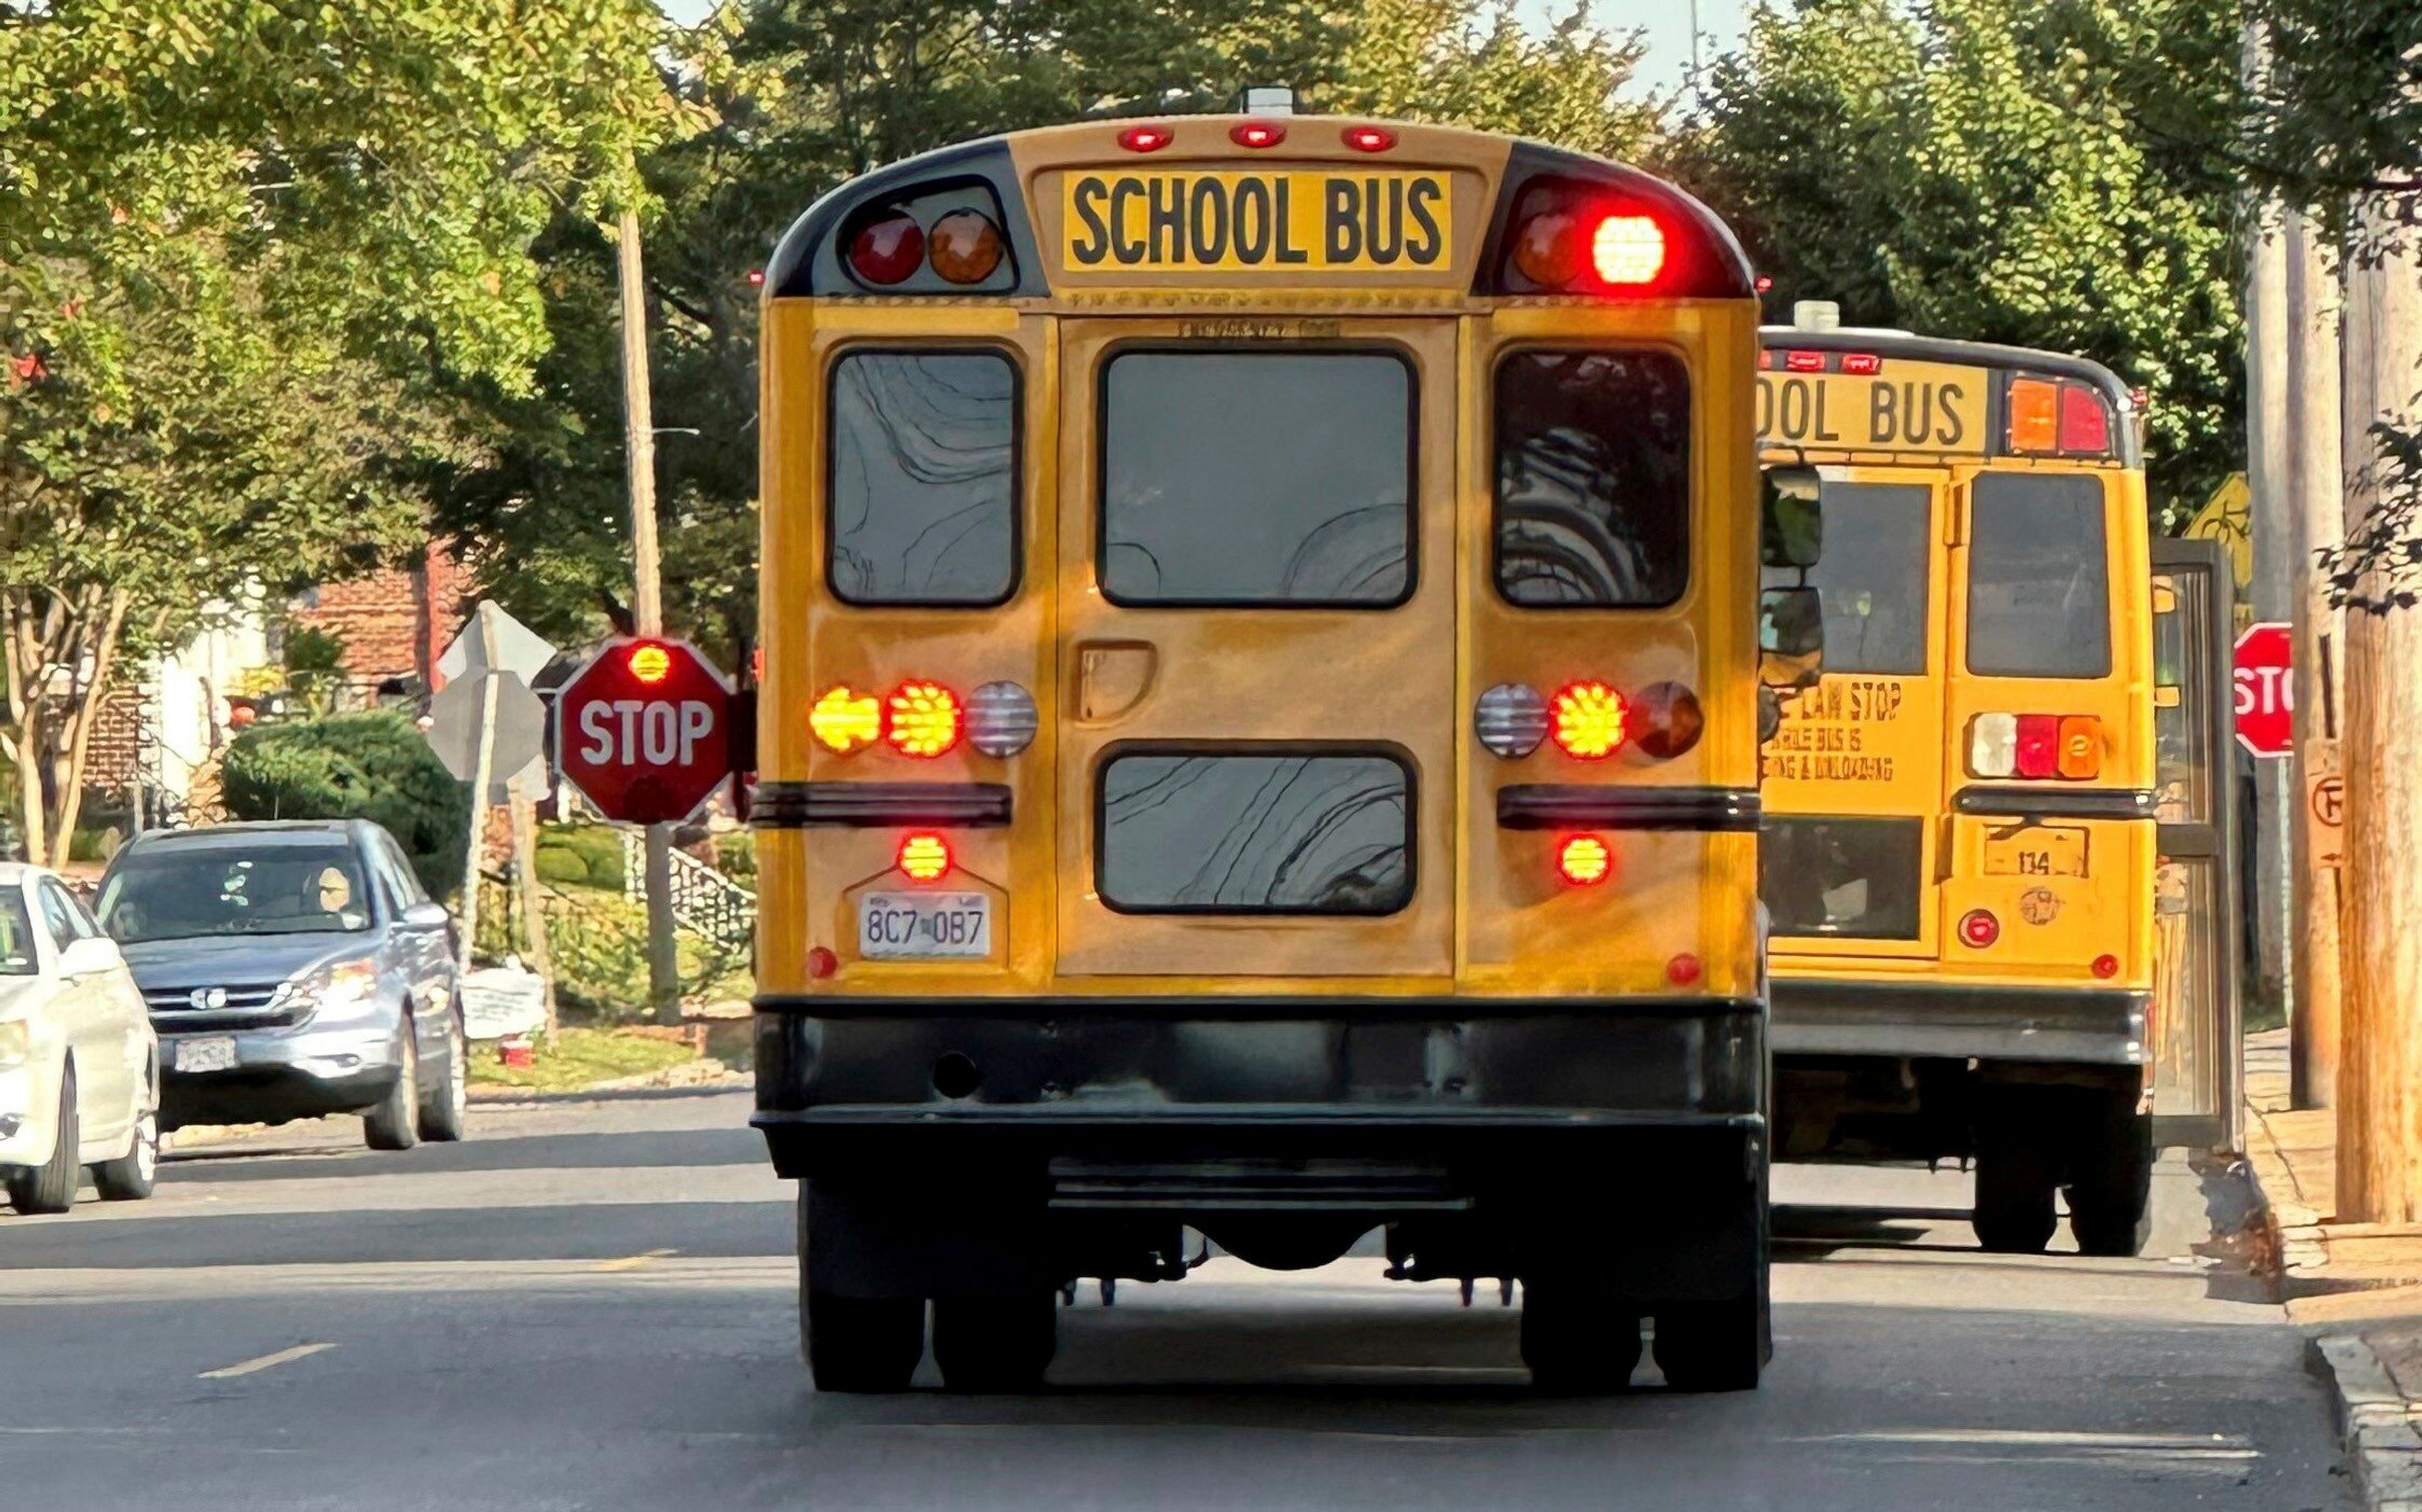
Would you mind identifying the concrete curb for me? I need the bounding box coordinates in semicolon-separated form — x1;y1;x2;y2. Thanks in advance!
2313;1333;2422;1510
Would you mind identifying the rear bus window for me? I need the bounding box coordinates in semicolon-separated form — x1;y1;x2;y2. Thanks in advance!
1099;351;1413;606
1786;480;1930;675
1495;349;1690;607
1760;817;1924;940
828;351;1019;605
1966;473;2110;678
1097;750;1413;914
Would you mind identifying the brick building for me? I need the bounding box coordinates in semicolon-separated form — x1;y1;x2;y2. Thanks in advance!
288;544;469;695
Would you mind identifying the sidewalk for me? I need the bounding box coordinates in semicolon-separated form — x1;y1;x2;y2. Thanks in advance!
2242;1027;2422;1509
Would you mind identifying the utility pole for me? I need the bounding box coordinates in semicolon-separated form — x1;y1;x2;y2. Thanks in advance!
455;602;501;974
2286;209;2345;1108
2242;21;2295;1022
2336;191;2422;1222
616;206;683;1028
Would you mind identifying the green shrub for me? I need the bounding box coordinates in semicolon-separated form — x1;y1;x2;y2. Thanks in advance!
67;825;121;863
714;829;755;882
533;844;592;887
221;711;469;898
540;822;626;890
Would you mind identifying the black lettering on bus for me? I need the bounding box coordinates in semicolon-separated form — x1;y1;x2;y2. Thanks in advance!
1071;177;1110;265
1188;177;1229;263
1813;380;1842;441
1365;176;1403;264
1108;179;1145;264
1869;380;1897;443
1234;177;1272;263
1148;177;1185;263
1405;177;1442;264
1938;382;1967;446
1274;179;1309;264
1777;378;1811;439
1755;376;1775;437
1902;382;1934;445
1325;178;1360;262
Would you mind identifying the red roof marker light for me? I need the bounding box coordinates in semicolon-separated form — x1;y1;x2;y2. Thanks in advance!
1342;125;1396;153
1230;120;1285;149
1118;124;1174;153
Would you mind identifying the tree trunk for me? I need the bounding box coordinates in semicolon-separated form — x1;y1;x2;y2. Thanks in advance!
43;588;131;869
2287;209;2345;1108
2336;194;2422;1223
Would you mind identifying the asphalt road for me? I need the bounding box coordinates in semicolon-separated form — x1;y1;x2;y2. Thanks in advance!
0;1090;2356;1512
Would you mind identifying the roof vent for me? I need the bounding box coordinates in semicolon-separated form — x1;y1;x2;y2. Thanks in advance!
1793;300;1841;332
1237;86;1297;116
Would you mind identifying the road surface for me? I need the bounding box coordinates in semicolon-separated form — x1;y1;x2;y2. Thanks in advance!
0;1088;2356;1511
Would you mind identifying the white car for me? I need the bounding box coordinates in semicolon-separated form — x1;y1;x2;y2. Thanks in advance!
0;863;159;1213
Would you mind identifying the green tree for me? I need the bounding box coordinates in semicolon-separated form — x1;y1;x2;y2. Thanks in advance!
1679;0;2244;520
0;0;682;864
220;711;471;899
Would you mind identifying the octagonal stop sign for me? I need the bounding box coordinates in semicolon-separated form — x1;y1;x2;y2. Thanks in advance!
556;639;735;823
2233;620;2293;760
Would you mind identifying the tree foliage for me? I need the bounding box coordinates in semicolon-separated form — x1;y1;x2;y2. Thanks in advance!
220;711;470;898
1678;0;2244;521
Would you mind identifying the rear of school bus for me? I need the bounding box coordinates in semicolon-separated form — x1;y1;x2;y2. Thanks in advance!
751;115;1769;1393
1753;325;2158;1256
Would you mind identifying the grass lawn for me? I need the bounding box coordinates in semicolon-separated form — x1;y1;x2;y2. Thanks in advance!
466;1026;698;1094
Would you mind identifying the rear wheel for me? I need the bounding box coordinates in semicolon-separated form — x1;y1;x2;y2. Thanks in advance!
1973;1119;2059;1254
932;1293;1058;1393
416;1011;469;1143
92;1102;158;1202
805;1289;927;1393
363;1021;421;1151
6;1065;79;1215
1653;1292;1767;1392
2066;1094;2155;1257
1520;1282;1643;1393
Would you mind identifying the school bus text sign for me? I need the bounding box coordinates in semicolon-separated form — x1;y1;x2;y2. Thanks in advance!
1756;360;1989;455
1062;171;1451;272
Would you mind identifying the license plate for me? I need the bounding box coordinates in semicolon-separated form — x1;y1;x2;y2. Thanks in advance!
173;1035;238;1074
858;892;992;960
1984;826;2088;878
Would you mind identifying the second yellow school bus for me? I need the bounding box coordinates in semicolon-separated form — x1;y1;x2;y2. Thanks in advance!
749;108;1793;1395
1755;316;2159;1256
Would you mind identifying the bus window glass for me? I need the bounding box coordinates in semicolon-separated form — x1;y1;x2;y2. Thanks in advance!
1494;350;1690;607
1760;817;1924;939
1965;473;2110;677
1098;751;1412;914
1100;352;1412;605
1772;480;1929;674
828;351;1018;605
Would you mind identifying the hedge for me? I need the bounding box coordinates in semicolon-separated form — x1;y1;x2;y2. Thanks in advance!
219;711;469;899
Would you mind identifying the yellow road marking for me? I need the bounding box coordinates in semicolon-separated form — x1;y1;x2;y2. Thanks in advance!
594;1248;678;1272
198;1342;335;1380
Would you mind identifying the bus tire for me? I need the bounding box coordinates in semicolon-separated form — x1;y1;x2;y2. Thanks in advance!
2066;1096;2155;1258
1653;1290;1767;1392
1972;1122;2058;1253
804;1288;925;1393
1519;1283;1642;1393
932;1293;1057;1393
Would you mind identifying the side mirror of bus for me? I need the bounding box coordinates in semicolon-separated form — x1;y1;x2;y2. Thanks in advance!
1760;586;1824;691
1760;467;1823;569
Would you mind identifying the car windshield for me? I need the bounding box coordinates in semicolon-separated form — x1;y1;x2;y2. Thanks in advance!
0;889;35;975
98;844;374;943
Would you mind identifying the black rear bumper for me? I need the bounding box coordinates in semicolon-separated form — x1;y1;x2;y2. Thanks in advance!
1769;979;2148;1066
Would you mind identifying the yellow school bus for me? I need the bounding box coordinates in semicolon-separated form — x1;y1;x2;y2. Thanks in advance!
751;106;1789;1395
1755;314;2159;1255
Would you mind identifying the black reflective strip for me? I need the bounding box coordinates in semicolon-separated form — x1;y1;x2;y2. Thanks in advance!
1496;785;1760;832
754;993;1763;1021
752;781;1011;829
1951;786;2156;822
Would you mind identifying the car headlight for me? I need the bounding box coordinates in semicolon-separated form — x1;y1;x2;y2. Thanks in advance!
273;958;379;1018
0;1020;26;1068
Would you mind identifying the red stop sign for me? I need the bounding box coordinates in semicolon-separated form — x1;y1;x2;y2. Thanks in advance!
2233;620;2293;760
556;639;735;823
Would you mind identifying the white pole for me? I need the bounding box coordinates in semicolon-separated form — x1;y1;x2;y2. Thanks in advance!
455;602;500;974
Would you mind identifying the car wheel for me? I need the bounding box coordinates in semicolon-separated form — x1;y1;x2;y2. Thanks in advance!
416;1009;469;1143
363;1018;421;1151
6;1064;80;1215
93;1097;158;1202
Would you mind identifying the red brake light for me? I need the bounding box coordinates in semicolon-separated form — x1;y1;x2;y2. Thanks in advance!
1784;349;1825;373
1342;125;1396;153
1959;909;2001;948
746;269;766;288
2092;953;2121;979
1666;953;1702;986
807;946;838;979
2013;714;2060;779
1839;352;1880;375
1589;213;1666;285
2059;385;2110;453
847;212;924;286
886;681;961;758
627;643;672;684
1229;120;1285;149
1624;681;1704;760
1118;124;1173;153
898;832;952;882
1558;835;1612;886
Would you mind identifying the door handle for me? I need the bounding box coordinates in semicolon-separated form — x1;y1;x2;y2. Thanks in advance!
1075;641;1157;724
